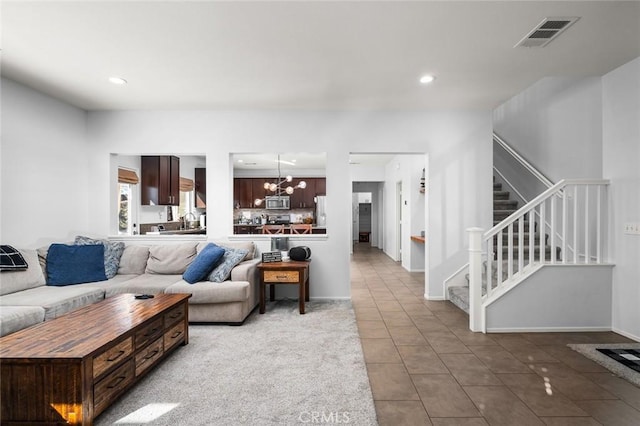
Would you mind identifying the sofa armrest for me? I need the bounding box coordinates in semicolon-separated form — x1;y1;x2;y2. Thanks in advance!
230;258;260;282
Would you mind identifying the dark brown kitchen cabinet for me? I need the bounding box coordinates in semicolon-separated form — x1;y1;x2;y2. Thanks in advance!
195;168;206;208
234;178;253;208
252;178;268;206
290;177;317;208
141;156;180;206
315;178;326;196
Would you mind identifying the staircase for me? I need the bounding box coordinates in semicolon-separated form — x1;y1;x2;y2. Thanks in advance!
448;177;556;314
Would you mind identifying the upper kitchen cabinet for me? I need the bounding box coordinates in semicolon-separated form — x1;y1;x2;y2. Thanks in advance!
234;178;253;208
141;155;180;206
194;168;206;208
315;178;326;196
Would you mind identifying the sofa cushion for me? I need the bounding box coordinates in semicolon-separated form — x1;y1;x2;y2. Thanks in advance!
103;274;183;298
74;236;125;279
208;248;249;283
0;249;46;296
146;243;197;275
0;306;45;337
199;241;256;261
183;243;226;284
0;286;105;320
46;244;107;286
165;280;250;304
0;245;28;271
118;245;150;275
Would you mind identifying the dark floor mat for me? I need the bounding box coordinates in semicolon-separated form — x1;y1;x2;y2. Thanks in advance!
596;348;640;373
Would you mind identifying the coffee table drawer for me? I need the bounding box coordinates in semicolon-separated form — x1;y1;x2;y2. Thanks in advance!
264;270;299;283
94;359;135;415
164;303;186;327
93;337;133;379
164;321;186;351
135;338;164;376
135;318;163;349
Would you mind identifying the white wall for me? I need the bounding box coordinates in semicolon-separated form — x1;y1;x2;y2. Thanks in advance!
493;77;603;183
602;56;640;341
85;110;491;299
1;78;89;247
1;79;491;299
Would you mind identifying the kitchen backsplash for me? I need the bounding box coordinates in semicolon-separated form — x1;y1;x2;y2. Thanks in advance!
234;208;314;224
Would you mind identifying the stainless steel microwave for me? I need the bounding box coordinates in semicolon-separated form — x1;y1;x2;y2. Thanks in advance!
265;195;290;210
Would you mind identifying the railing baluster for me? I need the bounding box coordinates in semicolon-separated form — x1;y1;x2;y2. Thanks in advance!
573;185;578;263
585;185;590;264
539;200;546;262
497;229;503;288
529;208;535;267
550;195;556;264
597;185;602;263
518;217;524;273
507;223;513;280
562;189;567;263
487;238;493;297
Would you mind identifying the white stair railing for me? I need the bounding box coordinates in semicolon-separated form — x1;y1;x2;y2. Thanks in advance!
468;179;609;332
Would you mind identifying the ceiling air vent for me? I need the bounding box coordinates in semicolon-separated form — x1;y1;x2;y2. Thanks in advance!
515;17;580;48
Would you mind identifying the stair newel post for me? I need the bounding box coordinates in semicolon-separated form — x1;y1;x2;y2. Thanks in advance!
467;227;485;332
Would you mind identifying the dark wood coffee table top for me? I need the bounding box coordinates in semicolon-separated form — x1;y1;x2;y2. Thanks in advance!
0;293;190;359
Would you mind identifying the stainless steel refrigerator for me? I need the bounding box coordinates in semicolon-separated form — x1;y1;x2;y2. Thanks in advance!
315;196;327;227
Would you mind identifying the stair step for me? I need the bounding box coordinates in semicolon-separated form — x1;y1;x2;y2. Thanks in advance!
496;245;561;261
493;182;502;190
494;200;518;209
494;209;517;220
493;191;510;200
493;220;537;232
494;233;544;245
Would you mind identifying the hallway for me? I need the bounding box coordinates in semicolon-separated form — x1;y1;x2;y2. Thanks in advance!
351;243;640;425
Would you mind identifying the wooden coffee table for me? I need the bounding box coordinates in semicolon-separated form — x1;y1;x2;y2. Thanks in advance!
0;293;191;425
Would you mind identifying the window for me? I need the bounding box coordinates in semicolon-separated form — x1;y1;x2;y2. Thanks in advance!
117;167;139;235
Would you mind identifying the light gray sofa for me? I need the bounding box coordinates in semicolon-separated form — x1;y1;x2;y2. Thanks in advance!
0;241;260;337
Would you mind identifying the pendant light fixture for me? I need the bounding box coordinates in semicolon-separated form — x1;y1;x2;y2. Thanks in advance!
254;154;306;207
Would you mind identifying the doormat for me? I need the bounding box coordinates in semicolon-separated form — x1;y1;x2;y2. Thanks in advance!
568;343;640;387
596;348;640;373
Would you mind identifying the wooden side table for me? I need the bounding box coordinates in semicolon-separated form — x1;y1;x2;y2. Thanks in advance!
258;260;310;314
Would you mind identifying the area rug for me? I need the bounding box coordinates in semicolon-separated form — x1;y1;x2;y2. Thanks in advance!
95;300;377;425
568;343;640;388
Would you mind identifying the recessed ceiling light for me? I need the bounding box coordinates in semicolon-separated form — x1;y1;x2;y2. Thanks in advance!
419;75;435;84
108;77;127;85
237;159;244;163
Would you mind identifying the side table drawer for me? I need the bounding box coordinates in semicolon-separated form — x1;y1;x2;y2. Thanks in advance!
94;359;135;415
164;321;186;351
264;270;299;283
135;318;163;349
164;303;186;328
135;338;164;376
93;337;133;379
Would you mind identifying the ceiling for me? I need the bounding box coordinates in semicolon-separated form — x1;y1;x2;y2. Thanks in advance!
2;1;639;111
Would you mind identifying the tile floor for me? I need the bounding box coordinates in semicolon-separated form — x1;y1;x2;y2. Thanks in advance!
350;243;640;426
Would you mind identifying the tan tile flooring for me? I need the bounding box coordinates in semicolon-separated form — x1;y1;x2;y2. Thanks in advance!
351;244;640;426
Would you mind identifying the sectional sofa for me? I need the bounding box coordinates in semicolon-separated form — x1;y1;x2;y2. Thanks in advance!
0;240;260;337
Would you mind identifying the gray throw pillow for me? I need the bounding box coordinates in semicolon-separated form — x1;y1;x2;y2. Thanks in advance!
208;247;249;283
75;236;125;279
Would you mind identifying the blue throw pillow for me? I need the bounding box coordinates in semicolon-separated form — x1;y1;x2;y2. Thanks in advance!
182;243;226;284
46;244;107;286
74;236;125;279
208;247;249;283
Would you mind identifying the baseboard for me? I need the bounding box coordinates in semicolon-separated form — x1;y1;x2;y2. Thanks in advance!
612;327;640;343
424;294;445;301
486;326;612;333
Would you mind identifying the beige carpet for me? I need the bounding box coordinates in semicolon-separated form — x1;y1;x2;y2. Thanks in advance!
95;300;377;425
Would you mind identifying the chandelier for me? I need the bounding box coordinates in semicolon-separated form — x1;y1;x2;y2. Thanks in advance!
254;155;306;207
